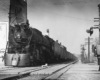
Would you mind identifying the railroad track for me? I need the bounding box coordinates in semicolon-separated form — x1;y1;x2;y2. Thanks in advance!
0;65;51;80
0;60;77;80
0;66;17;71
25;61;77;80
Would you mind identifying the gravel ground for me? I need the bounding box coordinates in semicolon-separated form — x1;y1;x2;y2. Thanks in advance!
58;63;100;80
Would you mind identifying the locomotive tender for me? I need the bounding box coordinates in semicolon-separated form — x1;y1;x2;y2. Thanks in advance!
4;0;77;66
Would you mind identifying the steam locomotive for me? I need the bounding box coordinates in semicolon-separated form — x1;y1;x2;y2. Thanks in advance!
4;22;76;66
3;0;77;66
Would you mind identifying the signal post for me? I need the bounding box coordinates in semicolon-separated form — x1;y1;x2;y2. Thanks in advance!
94;4;100;71
86;4;100;71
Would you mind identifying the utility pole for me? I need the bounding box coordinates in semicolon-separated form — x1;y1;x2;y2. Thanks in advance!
47;29;49;36
85;37;93;62
94;4;100;44
88;37;90;62
86;4;100;70
81;44;86;63
98;4;100;44
93;4;100;71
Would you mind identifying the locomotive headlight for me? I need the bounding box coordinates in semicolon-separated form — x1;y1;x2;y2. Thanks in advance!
14;32;22;42
14;32;21;39
17;33;20;38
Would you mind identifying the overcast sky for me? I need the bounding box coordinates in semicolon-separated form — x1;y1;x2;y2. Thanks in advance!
0;0;100;54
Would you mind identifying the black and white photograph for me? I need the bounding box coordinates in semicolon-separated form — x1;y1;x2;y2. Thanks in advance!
0;0;100;80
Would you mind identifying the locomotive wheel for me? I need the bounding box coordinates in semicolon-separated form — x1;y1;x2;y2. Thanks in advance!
34;49;39;66
39;47;45;64
30;48;40;66
30;56;34;66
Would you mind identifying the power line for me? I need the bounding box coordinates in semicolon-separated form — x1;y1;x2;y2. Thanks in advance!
62;0;100;4
0;0;95;22
33;7;93;22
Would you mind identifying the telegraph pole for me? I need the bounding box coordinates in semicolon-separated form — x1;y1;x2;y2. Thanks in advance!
85;37;93;62
88;37;90;62
98;4;100;45
86;4;100;70
94;4;100;44
81;44;86;63
93;4;100;71
98;4;100;71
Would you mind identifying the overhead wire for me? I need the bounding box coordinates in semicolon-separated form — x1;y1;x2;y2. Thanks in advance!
33;6;94;22
62;0;100;4
27;0;99;22
0;0;99;22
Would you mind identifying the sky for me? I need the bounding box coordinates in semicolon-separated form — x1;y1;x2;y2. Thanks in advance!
0;0;100;54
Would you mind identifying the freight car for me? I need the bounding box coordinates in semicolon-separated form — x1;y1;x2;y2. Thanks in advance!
3;0;77;66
